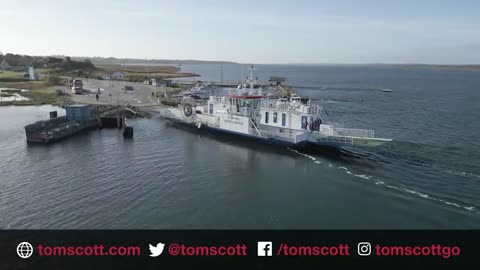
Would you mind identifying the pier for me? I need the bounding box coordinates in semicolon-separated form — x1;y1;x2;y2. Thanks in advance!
24;104;145;144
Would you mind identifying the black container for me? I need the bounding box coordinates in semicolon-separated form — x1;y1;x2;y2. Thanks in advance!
123;126;133;138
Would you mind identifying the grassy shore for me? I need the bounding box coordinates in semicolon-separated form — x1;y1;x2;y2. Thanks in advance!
96;64;199;80
0;70;31;83
0;87;72;106
0;70;25;78
0;71;72;106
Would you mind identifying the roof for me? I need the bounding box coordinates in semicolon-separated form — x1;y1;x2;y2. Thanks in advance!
0;59;12;68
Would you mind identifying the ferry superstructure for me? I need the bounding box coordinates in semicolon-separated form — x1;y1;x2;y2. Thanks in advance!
160;66;392;148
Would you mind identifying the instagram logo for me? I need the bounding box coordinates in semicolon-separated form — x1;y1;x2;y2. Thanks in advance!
357;242;371;256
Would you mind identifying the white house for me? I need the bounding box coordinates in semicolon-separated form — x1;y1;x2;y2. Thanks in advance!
111;71;125;79
0;59;12;70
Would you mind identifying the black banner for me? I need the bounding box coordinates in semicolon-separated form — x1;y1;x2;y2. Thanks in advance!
0;230;478;269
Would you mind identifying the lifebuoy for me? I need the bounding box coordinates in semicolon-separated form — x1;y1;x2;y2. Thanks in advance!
183;104;193;117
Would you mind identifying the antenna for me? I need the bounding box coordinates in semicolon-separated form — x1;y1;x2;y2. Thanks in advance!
241;65;244;84
249;65;255;91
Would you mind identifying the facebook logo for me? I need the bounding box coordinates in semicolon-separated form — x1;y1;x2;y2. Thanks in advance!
257;241;273;256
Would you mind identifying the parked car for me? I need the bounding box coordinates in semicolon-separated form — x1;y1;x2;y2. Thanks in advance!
124;86;134;91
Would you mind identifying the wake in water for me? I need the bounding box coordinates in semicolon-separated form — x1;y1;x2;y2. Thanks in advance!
287;148;477;212
373;140;480;181
444;169;480;179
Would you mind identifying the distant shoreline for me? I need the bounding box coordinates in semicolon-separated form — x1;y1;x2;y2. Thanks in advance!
71;57;236;66
391;64;480;71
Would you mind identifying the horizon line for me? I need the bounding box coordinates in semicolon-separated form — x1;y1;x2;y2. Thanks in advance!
2;52;480;66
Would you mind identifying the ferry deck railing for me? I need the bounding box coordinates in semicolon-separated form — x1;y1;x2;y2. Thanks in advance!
333;128;374;138
316;135;354;145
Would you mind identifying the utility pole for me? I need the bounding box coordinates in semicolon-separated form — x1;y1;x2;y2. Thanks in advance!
145;58;149;79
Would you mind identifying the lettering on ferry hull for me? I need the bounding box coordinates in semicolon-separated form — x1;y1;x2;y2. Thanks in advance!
224;115;244;126
219;115;249;134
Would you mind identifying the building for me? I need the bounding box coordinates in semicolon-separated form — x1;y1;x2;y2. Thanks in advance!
111;71;125;79
65;104;91;122
101;71;125;80
161;79;175;87
0;59;12;71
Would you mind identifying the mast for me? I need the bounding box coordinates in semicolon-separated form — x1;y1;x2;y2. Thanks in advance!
241;65;244;84
249;65;254;91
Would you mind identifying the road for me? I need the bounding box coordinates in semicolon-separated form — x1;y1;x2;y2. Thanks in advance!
70;79;164;108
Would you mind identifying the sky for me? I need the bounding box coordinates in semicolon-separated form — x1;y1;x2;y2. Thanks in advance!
1;0;480;64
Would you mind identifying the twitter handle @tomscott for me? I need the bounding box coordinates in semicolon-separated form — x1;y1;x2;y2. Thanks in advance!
167;243;248;256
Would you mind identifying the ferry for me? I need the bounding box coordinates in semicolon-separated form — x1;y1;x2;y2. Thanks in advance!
160;66;392;148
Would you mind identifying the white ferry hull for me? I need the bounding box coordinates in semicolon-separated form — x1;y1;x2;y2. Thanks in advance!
163;114;302;146
160;107;389;149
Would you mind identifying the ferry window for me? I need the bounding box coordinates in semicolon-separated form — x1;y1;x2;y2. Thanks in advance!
265;111;269;123
273;112;277;123
282;113;286;126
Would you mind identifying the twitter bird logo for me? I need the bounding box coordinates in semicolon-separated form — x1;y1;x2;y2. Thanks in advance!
149;243;165;257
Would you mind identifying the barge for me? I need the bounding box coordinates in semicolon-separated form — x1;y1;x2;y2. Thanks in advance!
24;105;98;144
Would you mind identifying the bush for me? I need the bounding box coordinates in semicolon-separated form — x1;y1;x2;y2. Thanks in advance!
0;77;29;82
47;75;63;85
